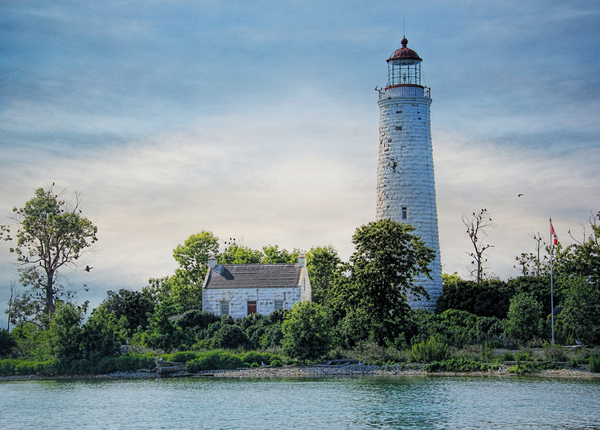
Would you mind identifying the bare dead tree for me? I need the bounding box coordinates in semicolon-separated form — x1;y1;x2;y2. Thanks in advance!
463;209;494;282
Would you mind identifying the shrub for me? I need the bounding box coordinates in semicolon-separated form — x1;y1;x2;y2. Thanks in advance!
259;324;283;350
544;345;568;362
250;362;260;368
410;335;450;363
500;351;515;362
271;360;283;368
425;358;484;373
0;329;17;357
185;351;244;373
590;355;600;373
175;310;220;330
215;326;250;350
169;351;198;363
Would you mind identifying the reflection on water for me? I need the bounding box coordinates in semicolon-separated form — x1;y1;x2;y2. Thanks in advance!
1;376;599;429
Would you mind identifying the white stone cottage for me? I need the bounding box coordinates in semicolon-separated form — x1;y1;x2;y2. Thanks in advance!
202;255;311;318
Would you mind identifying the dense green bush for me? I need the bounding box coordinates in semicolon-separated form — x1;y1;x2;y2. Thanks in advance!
175;310;220;331
425;358;486;373
410;335;450;363
589;355;600;373
436;279;512;319
0;329;17;357
185;351;244;372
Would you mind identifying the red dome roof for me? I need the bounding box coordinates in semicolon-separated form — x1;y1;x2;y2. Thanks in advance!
388;37;421;61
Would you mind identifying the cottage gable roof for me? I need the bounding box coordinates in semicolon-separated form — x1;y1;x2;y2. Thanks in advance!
204;263;302;289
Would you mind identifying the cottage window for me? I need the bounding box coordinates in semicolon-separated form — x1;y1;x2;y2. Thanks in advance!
402;206;408;220
274;300;284;311
220;301;229;316
247;301;257;315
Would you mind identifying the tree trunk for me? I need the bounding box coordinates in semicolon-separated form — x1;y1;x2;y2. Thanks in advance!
46;270;55;315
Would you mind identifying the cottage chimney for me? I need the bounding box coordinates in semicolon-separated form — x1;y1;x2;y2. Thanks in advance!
208;256;217;269
298;254;306;268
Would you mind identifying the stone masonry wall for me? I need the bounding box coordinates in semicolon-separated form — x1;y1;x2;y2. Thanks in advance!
376;95;442;310
203;287;302;319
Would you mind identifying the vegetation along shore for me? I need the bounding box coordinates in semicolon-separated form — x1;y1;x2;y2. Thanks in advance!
1;187;599;380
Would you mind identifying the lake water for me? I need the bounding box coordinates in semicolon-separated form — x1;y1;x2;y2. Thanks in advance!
1;376;599;429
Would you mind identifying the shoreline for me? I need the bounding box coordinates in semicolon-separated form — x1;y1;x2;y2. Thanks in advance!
1;364;599;382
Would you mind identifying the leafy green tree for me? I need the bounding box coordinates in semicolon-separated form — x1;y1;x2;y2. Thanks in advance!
102;289;155;332
173;230;219;286
306;245;342;305
339;219;435;345
219;244;263;264
505;292;543;342
335;308;373;349
80;306;127;361
0;329;17;357
0;185;97;319
282;301;333;363
439;309;478;348
436;277;512;319
556;276;600;345
262;245;299;264
48;301;87;361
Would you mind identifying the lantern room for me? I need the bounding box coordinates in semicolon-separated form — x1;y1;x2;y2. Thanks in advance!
386;37;422;88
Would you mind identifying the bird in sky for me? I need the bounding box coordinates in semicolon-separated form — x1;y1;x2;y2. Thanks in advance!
84;265;93;272
518;194;524;197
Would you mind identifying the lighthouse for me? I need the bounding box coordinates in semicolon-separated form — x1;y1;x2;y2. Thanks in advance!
376;37;442;310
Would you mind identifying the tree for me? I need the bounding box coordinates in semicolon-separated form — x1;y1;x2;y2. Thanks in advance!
262;245;299;264
515;232;549;276
0;185;98;319
504;292;543;342
463;209;494;282
101;289;155;333
282;301;333;363
340;219;435;345
306;245;342;305
219;244;263;264
172;231;220;288
556;276;600;345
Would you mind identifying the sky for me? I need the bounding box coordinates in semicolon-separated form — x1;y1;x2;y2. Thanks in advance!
1;0;599;328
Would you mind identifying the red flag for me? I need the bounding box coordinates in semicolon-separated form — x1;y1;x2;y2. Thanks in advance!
551;222;558;246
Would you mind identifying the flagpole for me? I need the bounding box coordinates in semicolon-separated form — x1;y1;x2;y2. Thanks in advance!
550;217;555;345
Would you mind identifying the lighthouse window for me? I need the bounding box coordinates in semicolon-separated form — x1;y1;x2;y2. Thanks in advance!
396;126;402;130
402;207;408;220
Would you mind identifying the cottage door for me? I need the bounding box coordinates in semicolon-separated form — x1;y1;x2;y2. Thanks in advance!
247;301;257;315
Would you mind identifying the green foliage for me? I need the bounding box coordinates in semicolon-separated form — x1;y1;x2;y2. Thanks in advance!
436;278;512;319
80;306;127;361
48;301;87;361
0;329;17;357
172;231;219;286
102;289;155;332
543;345;568;362
262;245;299;264
410;335;450;363
214;325;250;350
185;350;244;372
259;323;283;350
219;244;263;264
475;316;504;343
0;185;98;319
175;310;220;330
282;301;333;363
505;293;543;342
500;351;515;362
404;309;443;345
556;277;600;345
335;308;373;349
306;245;342;305
425;358;485;373
439;309;478;348
589;355;600;373
339;219;435;345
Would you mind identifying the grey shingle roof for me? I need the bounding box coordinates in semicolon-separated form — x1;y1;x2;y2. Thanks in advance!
204;263;302;289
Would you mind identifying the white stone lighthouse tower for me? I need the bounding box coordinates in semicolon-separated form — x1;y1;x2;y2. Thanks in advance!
376;37;442;310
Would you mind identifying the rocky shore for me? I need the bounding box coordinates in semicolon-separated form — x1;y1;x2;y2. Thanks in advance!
1;363;599;382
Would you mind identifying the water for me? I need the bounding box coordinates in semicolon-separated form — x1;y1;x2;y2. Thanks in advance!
1;376;599;429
